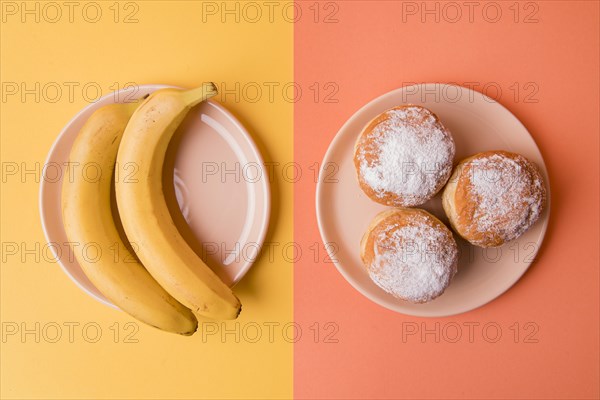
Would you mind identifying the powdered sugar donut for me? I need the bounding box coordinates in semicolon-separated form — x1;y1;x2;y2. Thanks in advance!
442;150;547;248
360;208;458;303
354;105;455;207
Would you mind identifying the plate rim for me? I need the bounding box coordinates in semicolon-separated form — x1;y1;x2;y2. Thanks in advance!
315;83;551;318
39;84;271;307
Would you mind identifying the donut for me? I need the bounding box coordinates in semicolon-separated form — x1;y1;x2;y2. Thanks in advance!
360;208;459;303
442;150;547;248
354;105;455;207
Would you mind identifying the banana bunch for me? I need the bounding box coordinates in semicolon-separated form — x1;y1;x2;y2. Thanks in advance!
62;83;241;335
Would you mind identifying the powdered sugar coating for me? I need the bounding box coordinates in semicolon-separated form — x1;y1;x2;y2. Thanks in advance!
355;106;455;207
455;151;546;247
366;211;458;303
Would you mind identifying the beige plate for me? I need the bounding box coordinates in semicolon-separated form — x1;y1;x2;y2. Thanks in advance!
40;85;270;308
316;83;550;317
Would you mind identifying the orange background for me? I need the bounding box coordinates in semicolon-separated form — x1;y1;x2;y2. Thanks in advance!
294;1;599;399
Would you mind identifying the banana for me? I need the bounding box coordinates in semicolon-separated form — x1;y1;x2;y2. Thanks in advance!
62;101;198;335
115;83;242;320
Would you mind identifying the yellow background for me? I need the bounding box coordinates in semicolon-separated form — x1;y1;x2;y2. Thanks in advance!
0;1;293;399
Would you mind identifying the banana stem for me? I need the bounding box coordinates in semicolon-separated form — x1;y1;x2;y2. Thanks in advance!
182;82;218;107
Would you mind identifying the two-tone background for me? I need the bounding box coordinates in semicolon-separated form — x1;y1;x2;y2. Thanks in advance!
1;1;599;399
